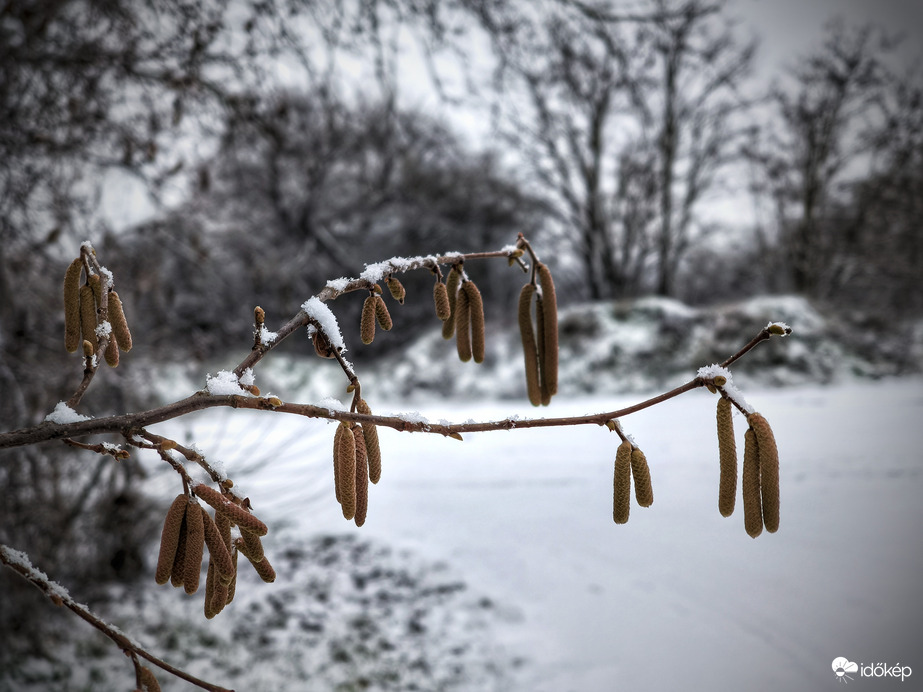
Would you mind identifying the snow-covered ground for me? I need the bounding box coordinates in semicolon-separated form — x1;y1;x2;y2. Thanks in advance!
118;375;923;691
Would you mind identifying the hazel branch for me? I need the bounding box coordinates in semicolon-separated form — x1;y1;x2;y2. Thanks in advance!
0;324;786;451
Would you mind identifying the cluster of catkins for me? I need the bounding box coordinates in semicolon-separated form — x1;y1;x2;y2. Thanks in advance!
359;278;401;345
715;398;780;537
434;263;486;363
63;255;132;365
612;439;654;524
332;398;382;526
154;483;272;620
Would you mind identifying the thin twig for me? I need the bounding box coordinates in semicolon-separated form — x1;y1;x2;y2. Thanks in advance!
0;544;234;692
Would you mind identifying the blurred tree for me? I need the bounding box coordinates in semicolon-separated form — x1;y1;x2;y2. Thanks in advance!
483;0;755;300
744;21;894;298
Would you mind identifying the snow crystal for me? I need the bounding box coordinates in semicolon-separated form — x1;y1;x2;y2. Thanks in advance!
319;397;347;414
98;266;114;289
44;402;91;424
302;297;345;350
205;370;255;396
259;325;278;344
325;277;351;293
395;410;430;425
239;368;256;387
95;320;111;338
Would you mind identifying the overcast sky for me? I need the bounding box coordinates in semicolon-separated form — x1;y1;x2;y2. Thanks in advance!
727;0;923;76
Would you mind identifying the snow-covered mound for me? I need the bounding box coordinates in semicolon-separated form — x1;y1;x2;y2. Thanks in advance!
359;294;921;400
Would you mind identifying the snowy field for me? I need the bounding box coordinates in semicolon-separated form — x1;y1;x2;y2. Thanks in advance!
122;376;923;691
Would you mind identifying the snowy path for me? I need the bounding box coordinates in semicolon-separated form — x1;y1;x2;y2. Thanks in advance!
154;377;923;691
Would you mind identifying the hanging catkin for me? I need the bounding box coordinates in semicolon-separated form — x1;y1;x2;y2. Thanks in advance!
352;423;369;527
204;561;218;619
748;413;780;533
64;258;83;353
336;423;357;520
103;328;120;368
78;283;97;354
537;262;558;396
155;494;187;585
464;280;486;363
742;428;763;538
374;294;392;331
200;505;234;580
170;519;187;588
357;398;382;484
193;483;268;536
613;440;632;524
518;284;542;407
535;293;551;405
360;295;377;345
716;398;737;517
455;282;472;362
108;290;132;352
238;526;265;563
386;276;406;304
630;447;654;507
333;422;346;503
183;500;205;594
434;280;451;321
138;665;161;692
442;265;461;339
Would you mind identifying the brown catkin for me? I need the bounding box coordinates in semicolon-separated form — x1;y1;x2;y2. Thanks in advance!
742;428;763;538
216;511;232;551
64;258;83;353
386;276;406;304
518;284;542;407
200;505;234;579
170;519;187;588
333;422;347;503
78;284;97;353
250;553;276;583
193;483;268;536
238;527;264;563
225;549;238;605
464;281;486;363
360;295;377;345
434;281;451;321
455;282;472;362
357;399;382;484
211;579;229;616
630;447;654;508
204;561;217;619
442;266;461;339
374;294;393;331
108;290;132;352
353;423;369;527
535;293;551;406
155;494;187;585
537;262;558;396
336;423;357;520
183;500;205;594
138;666;161;692
103;328;120;368
716;398;737;517
749;412;780;533
613;440;632;524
